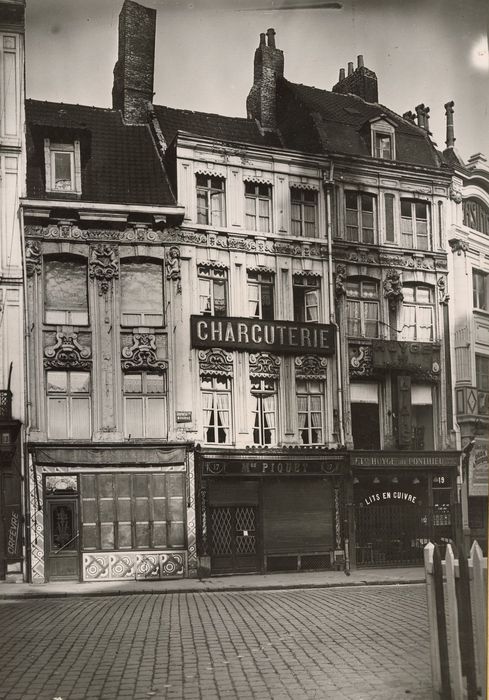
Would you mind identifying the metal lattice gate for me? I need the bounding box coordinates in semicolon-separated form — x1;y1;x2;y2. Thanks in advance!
210;505;259;573
354;503;454;567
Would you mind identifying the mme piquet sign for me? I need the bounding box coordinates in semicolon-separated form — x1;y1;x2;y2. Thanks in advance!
191;316;335;355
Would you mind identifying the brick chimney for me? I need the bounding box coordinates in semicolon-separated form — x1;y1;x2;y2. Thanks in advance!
246;28;284;131
332;55;378;103
112;0;156;124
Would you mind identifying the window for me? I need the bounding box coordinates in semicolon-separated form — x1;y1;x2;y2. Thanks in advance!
251;378;277;445
473;270;488;310
44;139;81;194
384;193;395;242
80;472;185;551
374;133;393;159
245;181;272;232
201;376;232;444
46;370;91;439
198;265;227;316
196;174;226;227
120;259;164;326
476;355;489;415
123;372;167;439
400;199;430;250
411;384;433;450
293;275;320;322
401;286;434;341
297;380;324;444
290;188;318;237
350;382;380;449
248;271;274;320
345;191;375;244
346;280;379;338
44;257;89;325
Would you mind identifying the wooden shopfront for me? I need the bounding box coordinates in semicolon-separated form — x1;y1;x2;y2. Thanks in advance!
196;449;348;576
351;451;460;567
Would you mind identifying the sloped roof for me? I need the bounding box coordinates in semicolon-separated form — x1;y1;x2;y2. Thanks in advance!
25;100;177;207
153;105;282;148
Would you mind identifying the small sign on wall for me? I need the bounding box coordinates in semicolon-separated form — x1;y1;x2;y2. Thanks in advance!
176;411;192;423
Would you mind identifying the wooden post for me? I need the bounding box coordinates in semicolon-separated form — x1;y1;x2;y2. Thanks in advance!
456;544;478;699
424;543;442;697
432;543;452;699
445;544;464;699
470;541;487;698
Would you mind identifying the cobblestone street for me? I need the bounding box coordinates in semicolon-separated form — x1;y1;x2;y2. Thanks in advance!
0;583;431;700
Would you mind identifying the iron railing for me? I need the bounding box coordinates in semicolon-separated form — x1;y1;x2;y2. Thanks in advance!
0;390;12;420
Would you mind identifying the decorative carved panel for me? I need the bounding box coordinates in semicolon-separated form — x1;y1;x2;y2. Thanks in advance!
349;344;374;378
448;237;469;256
437;277;449;305
89;244;119;295
383;269;403;310
82;551;185;581
165;246;181;293
295;355;327;380
121;334;168;372
335;263;347;298
25;241;42;276
198;348;234;377
249;352;281;379
44;332;92;370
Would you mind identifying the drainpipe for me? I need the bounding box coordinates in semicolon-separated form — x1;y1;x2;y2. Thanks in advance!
323;163;345;447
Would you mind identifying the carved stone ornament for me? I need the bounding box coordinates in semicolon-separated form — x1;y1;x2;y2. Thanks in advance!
198;348;234;378
249;352;281;379
121;334;168;372
89;244;119;295
44;332;92;369
383;269;403;310
437;277;450;305
295;355;328;381
448;237;469;256
335;264;347;298
25;241;42;276
349;345;373;378
165;246;182;293
449;184;463;204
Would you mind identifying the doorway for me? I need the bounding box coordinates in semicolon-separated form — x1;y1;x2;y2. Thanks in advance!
45;498;80;581
209;505;259;574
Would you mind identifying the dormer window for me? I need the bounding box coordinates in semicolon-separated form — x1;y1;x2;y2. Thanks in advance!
370;118;396;161
44;139;82;194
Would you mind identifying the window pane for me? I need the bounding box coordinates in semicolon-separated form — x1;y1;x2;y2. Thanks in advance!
124;374;143;394
47;371;67;393
258;184;270;197
53;151;72;187
345;191;358;210
401;200;412;218
121;261;163;319
48;397;68;438
70;372;90;393
245;182;255;195
213;279;227;316
384;194;395;242
145;397;167;438
146;375;165;394
415;202;427;220
416;287;432;304
361;194;374;213
70;397;91;439
125;397;144;437
45;258;88;312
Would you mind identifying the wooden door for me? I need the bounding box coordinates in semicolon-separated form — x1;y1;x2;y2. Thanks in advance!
210;505;260;574
45;498;80;581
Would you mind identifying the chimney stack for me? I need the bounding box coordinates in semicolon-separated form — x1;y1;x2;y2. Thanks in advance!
332;56;378;103
112;0;156;125
415;104;426;130
246;28;284;131
402;111;416;123
444;101;455;148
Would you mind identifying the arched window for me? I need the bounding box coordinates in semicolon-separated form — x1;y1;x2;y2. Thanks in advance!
120;258;164;327
44;255;88;325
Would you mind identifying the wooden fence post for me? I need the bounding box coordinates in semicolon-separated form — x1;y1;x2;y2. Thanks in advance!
470;541;487;699
432;543;452;699
424;543;442;697
456;544;477;699
445;544;465;699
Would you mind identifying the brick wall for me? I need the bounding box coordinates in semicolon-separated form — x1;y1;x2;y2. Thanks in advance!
332;66;378;104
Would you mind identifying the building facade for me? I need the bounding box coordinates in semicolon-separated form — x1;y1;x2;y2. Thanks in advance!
0;0;25;581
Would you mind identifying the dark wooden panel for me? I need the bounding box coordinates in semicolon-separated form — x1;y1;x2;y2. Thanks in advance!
208;479;259;506
263;479;333;554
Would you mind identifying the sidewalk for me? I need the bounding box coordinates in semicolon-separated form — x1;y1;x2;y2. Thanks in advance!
0;566;425;599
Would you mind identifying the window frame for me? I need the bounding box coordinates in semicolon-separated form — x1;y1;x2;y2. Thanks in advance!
123;371;168;439
198;265;228;317
370;120;396;161
473;269;488;311
251;377;278;446
244;181;272;233
196;174;226;227
44;255;89;326
247;270;274;320
201;375;232;445
344;190;376;244
400;198;431;251
120;258;165;328
296;379;325;445
345;279;380;338
44;139;82;195
46;370;91;439
290;187;319;238
293;274;321;323
400;285;435;342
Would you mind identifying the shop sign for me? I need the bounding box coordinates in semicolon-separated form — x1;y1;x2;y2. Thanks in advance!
351;453;460;468
191;315;335;356
363;491;418;506
372;340;440;373
469;438;488;497
176;411;192;423
203;459;342;477
6;507;21;559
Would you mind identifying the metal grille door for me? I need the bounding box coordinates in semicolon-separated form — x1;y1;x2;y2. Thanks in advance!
210;505;259;573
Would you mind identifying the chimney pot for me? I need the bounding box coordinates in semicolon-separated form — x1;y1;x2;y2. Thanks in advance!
415;103;426;130
266;28;276;48
339;67;345;81
259;32;266;47
347;61;354;76
444;100;455;148
357;55;364;68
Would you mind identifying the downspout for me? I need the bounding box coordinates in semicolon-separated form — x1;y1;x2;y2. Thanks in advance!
323;163;345;446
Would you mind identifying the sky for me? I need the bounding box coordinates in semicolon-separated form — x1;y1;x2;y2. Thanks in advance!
25;0;489;163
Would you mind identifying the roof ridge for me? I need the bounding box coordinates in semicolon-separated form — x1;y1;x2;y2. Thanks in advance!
26;98;118;114
155;103;250;124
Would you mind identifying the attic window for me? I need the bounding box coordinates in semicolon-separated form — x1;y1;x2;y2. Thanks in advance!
370;119;396;161
375;133;392;159
44;139;82;195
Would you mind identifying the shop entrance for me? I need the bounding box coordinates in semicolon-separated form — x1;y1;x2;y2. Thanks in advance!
45;498;80;581
209;505;259;574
